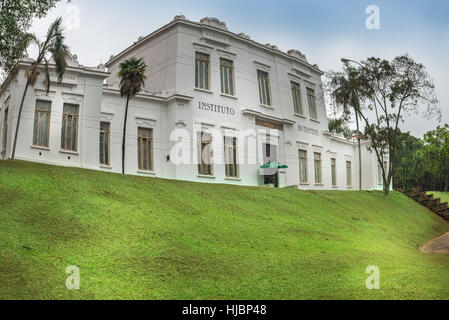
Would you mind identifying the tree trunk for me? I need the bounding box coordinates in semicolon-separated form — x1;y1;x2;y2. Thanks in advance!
384;176;390;195
122;95;130;175
11;79;31;160
355;110;362;191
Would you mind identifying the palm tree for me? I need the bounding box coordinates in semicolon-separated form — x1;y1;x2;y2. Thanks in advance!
11;17;68;160
118;57;147;174
328;65;364;190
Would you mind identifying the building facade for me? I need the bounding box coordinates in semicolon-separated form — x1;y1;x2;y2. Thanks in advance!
0;16;386;190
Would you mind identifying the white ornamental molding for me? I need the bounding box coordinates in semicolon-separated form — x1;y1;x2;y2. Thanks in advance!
200;17;228;31
201;30;229;46
254;61;271;72
296;140;309;150
305;80;316;87
193;42;213;55
35;89;55;100
216;49;236;61
62;95;83;105
101;112;114;122
287;73;302;83
175;120;186;128
135;116;156;129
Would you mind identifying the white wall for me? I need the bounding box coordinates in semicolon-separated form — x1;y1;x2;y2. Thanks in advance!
2;17;381;191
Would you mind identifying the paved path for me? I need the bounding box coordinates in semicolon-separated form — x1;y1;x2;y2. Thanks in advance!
421;231;449;254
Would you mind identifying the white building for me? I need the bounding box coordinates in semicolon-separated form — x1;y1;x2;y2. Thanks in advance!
0;16;385;190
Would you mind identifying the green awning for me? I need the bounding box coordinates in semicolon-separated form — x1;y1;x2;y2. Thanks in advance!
260;162;288;169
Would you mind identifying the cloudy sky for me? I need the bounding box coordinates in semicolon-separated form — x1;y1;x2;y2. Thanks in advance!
29;0;449;138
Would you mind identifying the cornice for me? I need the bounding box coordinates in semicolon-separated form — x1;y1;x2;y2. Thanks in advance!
105;16;324;76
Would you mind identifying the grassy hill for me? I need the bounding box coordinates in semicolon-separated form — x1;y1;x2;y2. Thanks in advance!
1;160;449;300
430;191;449;205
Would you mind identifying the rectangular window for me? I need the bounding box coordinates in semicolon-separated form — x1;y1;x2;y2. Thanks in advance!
2;107;8;152
220;59;235;96
378;163;383;185
33;100;51;147
198;132;213;175
99;122;110;166
314;152;322;184
257;70;271;106
195;52;210;90
307;88;317;120
331;158;337;187
299;149;308;183
137;127;153;171
61;104;79;151
224;136;238;177
346;161;352;187
291;82;303;115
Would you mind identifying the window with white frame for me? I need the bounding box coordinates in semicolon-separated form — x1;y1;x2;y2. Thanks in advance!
331;158;337;187
33;100;51;147
346;161;352;187
195;52;210;90
2;107;8;152
137;127;153;171
307;88;317;120
257;70;271;106
100;122;110;166
378;163;383;185
314;152;322;184
299;149;308;183
224;136;238;178
220;59;235;96
198;132;213;175
61;104;79;151
291;82;303;115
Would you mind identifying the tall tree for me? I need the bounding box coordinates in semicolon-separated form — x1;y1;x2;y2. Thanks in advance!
0;0;66;77
11;17;68;159
422;125;449;191
352;55;440;194
328;117;352;138
118;57;147;174
327;64;365;190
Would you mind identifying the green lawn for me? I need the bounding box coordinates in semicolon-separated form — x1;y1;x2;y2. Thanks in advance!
429;191;449;204
1;160;449;300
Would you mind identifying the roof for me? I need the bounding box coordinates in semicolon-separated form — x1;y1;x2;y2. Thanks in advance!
105;15;324;75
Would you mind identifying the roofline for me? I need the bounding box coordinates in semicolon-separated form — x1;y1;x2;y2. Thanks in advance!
102;86;193;103
0;60;110;98
105;17;324;75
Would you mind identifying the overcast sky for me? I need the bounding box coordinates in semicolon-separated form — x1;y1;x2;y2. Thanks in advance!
28;0;449;138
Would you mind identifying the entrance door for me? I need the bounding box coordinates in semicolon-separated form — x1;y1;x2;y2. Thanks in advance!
262;143;278;187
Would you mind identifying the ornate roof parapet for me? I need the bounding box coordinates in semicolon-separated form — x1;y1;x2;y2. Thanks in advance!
173;15;186;21
237;32;251;40
287;49;307;62
199;17;228;31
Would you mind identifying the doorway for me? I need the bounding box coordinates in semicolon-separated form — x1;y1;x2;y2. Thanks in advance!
262;143;278;187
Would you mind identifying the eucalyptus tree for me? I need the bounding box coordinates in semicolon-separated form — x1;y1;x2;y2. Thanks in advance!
118;57;147;174
351;55;439;195
422;125;449;191
0;0;65;78
11;17;69;159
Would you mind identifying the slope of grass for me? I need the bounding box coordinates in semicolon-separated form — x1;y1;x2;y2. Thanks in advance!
430;191;449;205
1;160;449;300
